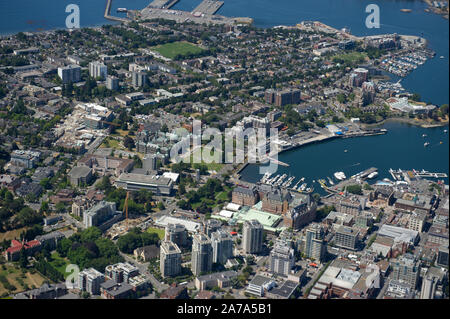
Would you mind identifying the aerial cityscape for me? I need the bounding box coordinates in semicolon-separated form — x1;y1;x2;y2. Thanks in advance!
0;0;448;305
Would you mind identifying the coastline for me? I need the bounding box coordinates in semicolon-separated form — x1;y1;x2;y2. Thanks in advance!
361;117;449;129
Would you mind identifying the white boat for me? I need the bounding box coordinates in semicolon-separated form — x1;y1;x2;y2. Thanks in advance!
422;134;427;137
344;149;348;153
367;171;378;179
444;129;448;133
327;177;335;185
334;172;346;181
424;142;430;147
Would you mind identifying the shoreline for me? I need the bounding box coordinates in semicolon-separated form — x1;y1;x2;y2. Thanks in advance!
361;117;449;129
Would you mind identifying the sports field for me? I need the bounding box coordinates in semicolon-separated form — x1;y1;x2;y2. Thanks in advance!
152;41;204;59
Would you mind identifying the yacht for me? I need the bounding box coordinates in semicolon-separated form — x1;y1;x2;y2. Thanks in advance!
367;171;378;179
334;172;346;181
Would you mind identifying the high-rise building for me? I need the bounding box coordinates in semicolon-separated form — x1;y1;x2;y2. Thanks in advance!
191;233;213;276
334;226;359;250
160;241;182;278
304;224;326;262
420;274;437;299
408;210;427;232
436;245;449;268
243;220;264;254
106;76;119;91
89;61;107;79
143;154;157;171
211;230;233;264
104;262;139;283
132;71;147;87
204;219;222;238
269;240;295;276
58;64;81;84
165;224;188;247
78;268;104;295
391;253;421;289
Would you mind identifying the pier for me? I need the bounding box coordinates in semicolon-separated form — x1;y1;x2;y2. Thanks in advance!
192;0;224;15
105;0;130;23
390;168;448;180
148;0;180;9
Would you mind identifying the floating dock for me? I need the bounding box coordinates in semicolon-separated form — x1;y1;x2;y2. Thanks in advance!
192;0;224;15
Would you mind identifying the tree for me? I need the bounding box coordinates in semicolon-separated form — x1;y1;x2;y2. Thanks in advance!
123;136;135;151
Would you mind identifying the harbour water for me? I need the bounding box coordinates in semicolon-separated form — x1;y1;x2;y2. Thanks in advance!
239;122;449;192
0;1;448;184
0;0;447;105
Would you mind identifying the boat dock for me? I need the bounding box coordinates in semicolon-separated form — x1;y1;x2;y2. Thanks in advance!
148;0;180;9
192;0;224;15
105;0;131;23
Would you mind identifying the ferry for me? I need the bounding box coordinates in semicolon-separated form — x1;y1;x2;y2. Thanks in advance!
334;172;346;181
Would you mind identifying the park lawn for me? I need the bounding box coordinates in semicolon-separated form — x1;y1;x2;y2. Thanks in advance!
100;137;123;150
332;52;367;65
151;41;204;60
49;252;71;279
146;227;165;240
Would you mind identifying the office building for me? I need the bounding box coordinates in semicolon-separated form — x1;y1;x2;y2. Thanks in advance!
115;173;173;195
304;224;326;262
334;226;359;250
160;241;182;278
391;253;421;289
58;64;81;84
89;61;107;79
191;233;213;276
78;268;104;295
243;220;264;254
420;274;437;299
204;219;222;238
269;241;295;276
143;154;157;171
436;245;449;267
10;150;41;169
211;230;234;264
83;201;118;229
165;224;188;247
408;210;427;232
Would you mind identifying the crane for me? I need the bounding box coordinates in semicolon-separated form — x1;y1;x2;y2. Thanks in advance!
123;191;130;231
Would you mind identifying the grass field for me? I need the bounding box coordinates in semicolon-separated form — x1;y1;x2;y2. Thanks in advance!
49;252;71;279
0;264;46;295
332;52;367;65
151;41;204;60
0;227;28;242
146;227;165;240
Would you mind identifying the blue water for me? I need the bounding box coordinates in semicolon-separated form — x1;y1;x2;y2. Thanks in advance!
239;122;449;193
0;0;447;105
